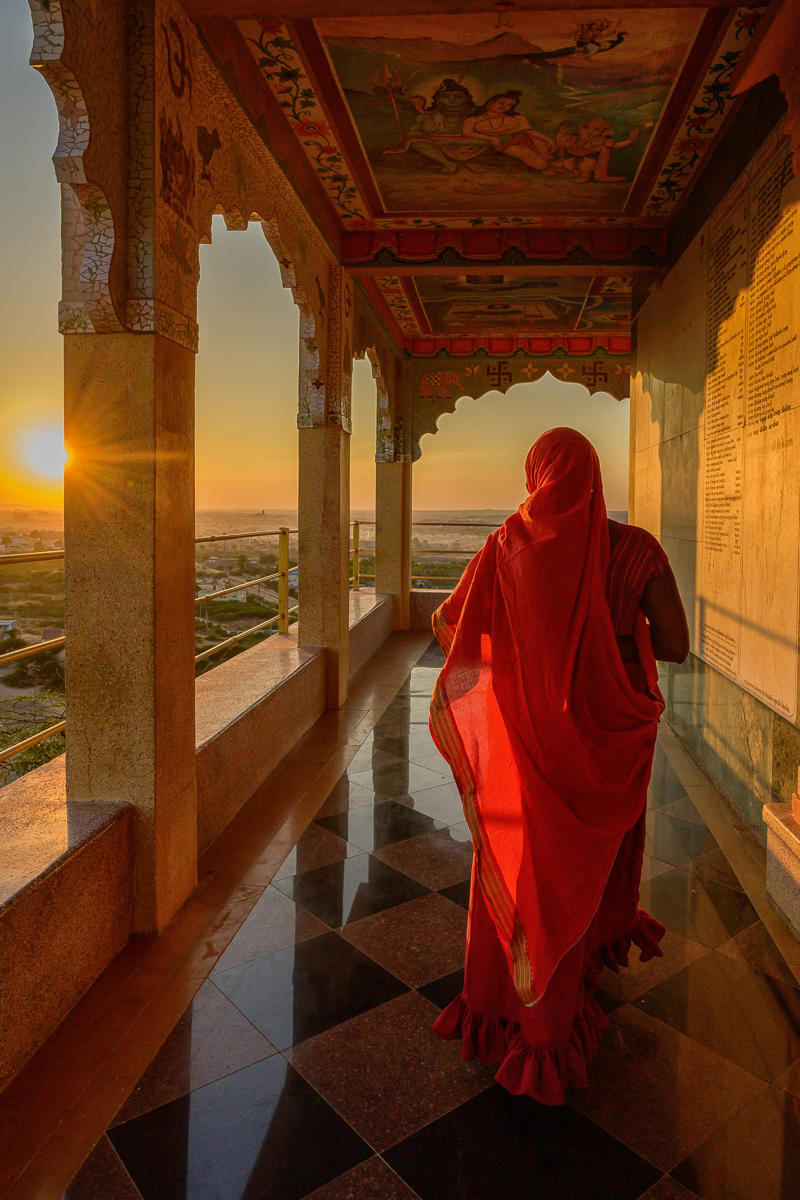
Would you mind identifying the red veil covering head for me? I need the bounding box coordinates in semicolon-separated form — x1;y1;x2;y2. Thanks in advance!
429;428;663;1005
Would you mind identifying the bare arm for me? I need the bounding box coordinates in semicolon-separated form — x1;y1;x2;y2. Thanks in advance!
640;566;690;662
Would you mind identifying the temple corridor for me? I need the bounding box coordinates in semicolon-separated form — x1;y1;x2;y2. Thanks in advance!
5;636;793;1200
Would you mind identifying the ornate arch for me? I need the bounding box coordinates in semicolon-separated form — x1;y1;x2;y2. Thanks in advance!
405;356;631;461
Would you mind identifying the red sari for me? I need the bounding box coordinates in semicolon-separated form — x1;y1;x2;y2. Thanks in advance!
430;429;668;1105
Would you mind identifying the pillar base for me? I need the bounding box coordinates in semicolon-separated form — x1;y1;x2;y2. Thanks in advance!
764;803;800;940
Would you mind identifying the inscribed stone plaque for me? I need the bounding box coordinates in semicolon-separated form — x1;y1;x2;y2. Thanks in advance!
701;131;800;721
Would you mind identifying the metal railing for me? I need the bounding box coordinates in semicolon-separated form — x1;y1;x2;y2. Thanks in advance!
0;547;66;766
411;521;498;585
349;520;377;590
0;527;301;767
1;519;496;766
194;526;299;663
347;519;498;590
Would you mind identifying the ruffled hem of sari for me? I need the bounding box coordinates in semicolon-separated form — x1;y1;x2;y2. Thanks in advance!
433;990;609;1107
587;908;666;981
433;908;666;1107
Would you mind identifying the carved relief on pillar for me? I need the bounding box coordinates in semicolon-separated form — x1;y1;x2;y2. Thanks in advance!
352;283;405;463
369;352;394;464
376;361;411;465
298;310;325;429
405;353;631;460
375;362;412;465
126;0;200;351
32;0;340;359
29;0;127;334
319;266;354;433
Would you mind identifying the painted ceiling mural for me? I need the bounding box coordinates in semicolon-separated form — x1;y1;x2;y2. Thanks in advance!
318;11;696;219
201;6;769;360
412;274;632;335
236;6;766;229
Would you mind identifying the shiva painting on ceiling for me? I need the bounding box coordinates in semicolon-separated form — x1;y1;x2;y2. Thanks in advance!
414;275;632;334
317;9;702;215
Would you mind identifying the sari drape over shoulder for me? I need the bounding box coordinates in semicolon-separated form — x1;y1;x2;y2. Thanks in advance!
429;428;664;1008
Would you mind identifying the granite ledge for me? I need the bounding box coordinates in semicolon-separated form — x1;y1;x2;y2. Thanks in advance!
410;588;449;632
0;754;131;913
348;590;389;628
195;635;323;748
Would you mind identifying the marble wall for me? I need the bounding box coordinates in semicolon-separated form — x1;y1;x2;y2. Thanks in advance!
632;125;800;843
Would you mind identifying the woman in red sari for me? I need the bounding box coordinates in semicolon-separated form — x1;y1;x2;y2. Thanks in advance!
430;427;689;1106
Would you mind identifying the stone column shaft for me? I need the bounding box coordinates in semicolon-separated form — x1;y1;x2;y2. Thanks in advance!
64;333;197;933
375;459;412;630
297;424;351;707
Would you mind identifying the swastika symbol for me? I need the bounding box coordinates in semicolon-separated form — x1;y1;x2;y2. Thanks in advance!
581;361;609;386
486;360;512;389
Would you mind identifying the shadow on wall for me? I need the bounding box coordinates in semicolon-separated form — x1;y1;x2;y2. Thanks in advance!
638;130;799;841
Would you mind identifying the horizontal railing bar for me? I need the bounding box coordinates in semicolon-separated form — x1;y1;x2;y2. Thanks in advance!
346;521;498;530
198;563;299;598
0;636;66;667
195;572;281;603
411;549;472;557
195;616;281;663
0;720;66;765
0;532;305;565
194;529;297;545
0;550;64;566
411;575;461;582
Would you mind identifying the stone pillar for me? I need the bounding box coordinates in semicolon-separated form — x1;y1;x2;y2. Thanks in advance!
375;459;412;630
296;268;353;708
298;425;351;708
64;333;197;933
34;0;205;933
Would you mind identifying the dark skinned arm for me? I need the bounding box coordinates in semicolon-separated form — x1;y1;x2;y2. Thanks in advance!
639;565;690;662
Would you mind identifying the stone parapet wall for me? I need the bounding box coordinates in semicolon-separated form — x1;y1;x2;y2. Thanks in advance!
0;758;133;1091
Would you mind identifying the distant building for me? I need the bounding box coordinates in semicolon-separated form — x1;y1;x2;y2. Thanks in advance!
0;618;16;635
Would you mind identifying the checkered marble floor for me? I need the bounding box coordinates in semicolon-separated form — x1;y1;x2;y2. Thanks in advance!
63;642;800;1200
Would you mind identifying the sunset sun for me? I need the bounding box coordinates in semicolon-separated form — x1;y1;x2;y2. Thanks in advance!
20;428;69;479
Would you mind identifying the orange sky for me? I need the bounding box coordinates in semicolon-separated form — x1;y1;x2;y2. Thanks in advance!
0;4;629;517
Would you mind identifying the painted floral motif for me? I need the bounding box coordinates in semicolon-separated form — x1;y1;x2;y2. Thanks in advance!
646;5;768;215
240;19;367;221
419;369;464;399
376;277;418;335
159;110;196;223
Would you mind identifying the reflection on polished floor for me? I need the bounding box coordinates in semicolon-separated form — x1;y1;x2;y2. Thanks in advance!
38;639;800;1197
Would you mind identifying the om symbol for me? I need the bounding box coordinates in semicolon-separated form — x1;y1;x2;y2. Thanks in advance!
162;19;192;101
